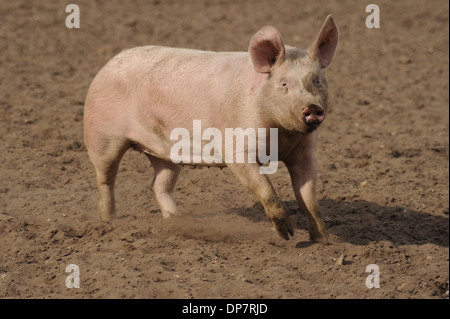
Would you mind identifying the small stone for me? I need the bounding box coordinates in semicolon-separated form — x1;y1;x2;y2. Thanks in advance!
399;56;412;64
396;283;407;291
360;180;370;187
335;254;346;266
123;243;134;251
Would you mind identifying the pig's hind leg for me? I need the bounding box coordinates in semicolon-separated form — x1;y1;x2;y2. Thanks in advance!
87;135;130;221
145;154;181;219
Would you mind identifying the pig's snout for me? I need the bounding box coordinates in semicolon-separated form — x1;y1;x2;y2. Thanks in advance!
301;104;325;127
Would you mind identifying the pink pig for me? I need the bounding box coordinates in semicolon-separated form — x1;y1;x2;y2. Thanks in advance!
84;15;339;242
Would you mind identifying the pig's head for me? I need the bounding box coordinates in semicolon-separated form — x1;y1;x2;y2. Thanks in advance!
250;15;339;135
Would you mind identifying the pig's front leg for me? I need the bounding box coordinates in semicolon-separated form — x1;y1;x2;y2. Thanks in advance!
227;163;294;240
285;148;330;244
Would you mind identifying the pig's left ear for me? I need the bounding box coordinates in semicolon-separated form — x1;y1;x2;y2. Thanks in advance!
249;26;286;73
308;15;339;68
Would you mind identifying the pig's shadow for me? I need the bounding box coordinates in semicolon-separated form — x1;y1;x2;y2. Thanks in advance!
223;199;449;247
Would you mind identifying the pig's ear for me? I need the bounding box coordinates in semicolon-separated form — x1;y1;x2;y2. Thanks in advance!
308;15;339;68
249;26;286;73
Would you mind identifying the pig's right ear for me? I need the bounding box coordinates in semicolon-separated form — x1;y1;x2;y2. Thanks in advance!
249;26;286;73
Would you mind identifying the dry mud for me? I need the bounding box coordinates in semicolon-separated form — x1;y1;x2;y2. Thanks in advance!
0;0;448;299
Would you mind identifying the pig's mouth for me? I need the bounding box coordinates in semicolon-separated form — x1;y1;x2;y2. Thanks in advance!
304;120;322;133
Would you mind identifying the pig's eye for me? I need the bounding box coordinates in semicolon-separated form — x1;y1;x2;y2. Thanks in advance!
280;80;289;89
279;81;288;94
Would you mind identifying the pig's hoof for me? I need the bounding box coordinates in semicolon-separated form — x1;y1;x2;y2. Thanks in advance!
310;233;331;245
161;210;180;219
272;216;295;240
99;211;116;221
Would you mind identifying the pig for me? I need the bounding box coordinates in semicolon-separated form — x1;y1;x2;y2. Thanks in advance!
84;15;339;242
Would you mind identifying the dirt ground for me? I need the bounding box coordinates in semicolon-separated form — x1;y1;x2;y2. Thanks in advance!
0;0;448;299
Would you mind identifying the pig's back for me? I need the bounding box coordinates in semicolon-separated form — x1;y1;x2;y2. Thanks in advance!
101;45;252;122
107;45;249;93
85;45;257;160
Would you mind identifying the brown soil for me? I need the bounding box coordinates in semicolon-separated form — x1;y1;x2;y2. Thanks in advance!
0;0;448;299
